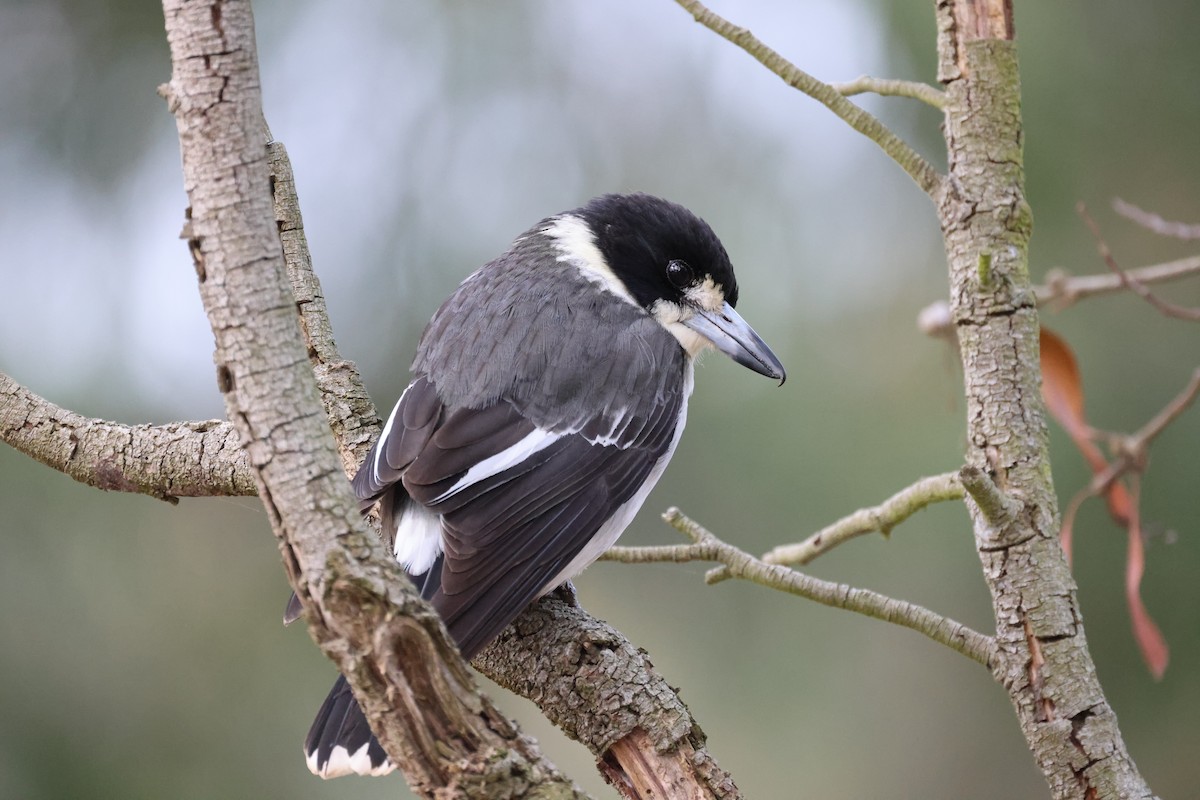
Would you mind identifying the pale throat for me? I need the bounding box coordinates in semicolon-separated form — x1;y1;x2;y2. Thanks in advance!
652;276;727;359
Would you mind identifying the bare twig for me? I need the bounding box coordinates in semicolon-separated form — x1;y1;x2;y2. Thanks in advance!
830;74;946;109
1060;366;1200;569
1078;202;1200;321
958;465;1022;528
606;508;997;668
1130;367;1200;447
917;254;1200;337
1038;255;1200;310
1113;197;1200;241
1088;367;1200;499
0;371;254;501
673;0;944;199
762;472;963;567
682;471;964;585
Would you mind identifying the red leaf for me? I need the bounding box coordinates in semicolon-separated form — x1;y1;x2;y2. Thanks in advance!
1102;477;1134;528
1040;328;1088;439
1040;330;1167;678
1059;492;1083;565
1125;485;1169;679
1039;329;1133;530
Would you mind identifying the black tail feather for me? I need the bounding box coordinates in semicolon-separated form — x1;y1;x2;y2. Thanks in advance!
303;674;393;779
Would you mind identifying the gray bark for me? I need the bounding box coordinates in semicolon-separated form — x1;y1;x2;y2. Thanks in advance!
936;3;1155;797
159;1;585;796
0;371;252;500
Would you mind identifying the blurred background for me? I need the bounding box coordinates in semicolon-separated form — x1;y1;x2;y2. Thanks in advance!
2;1;1198;797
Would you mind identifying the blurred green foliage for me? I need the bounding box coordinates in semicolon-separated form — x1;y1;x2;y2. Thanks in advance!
1;1;1197;798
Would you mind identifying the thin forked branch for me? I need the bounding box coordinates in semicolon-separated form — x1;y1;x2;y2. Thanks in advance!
1061;366;1200;564
763;471;962;567
692;471;964;586
673;0;944;199
916;253;1200;338
1038;255;1200;311
1088;367;1200;500
1078;202;1200;321
604;507;997;668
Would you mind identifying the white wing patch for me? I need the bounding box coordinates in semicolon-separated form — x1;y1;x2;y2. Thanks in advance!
392;502;444;574
307;742;395;779
430;428;564;505
542;215;638;306
583;406;633;448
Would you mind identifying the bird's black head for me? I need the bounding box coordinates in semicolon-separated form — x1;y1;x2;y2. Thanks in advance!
545;192;785;383
575;192;740;311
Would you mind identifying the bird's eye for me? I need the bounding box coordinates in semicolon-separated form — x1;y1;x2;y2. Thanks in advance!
665;260;694;289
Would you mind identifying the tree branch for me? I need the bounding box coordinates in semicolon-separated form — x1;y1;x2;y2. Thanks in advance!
1113;197;1200;241
1078;202;1200;321
691;471;963;585
1037;255;1200;310
917;253;1200;337
1081;367;1200;501
474;597;740;800
605;508;997;669
829;74;946;109
761;471;962;568
1127;367;1200;449
159;3;584;797
672;0;944;199
0;371;254;501
957;465;1022;529
269;140;382;475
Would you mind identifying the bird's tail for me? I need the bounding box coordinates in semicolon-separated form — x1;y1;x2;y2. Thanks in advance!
298;554;447;779
303;674;394;779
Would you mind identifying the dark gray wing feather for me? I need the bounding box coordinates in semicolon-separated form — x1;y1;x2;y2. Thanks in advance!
344;372;684;659
351;376;443;506
403;387;682;658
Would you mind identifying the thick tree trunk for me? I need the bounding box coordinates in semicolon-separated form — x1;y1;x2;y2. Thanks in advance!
159;2;586;797
937;3;1155;797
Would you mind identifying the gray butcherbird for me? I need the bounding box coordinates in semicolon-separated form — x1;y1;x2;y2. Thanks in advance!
298;192;785;778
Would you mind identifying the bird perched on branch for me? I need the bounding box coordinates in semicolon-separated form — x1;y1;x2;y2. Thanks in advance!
296;192;785;778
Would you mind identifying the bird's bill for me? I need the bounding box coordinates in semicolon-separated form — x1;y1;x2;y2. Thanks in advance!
683;302;786;384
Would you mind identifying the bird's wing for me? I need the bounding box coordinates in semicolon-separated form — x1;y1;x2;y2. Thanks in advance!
400;382;684;658
346;291;689;656
351;375;444;511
